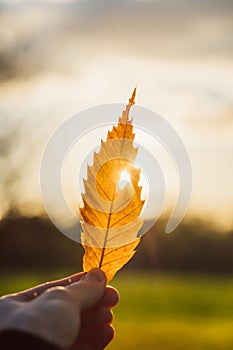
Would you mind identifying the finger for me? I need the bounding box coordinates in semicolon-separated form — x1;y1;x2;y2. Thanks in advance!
98;286;120;308
81;306;113;328
65;269;107;311
71;324;114;350
10;272;86;301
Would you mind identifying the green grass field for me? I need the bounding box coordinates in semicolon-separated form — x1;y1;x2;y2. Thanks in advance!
1;271;233;350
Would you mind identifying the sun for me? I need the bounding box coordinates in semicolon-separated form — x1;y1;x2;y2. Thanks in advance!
118;169;148;200
118;170;131;189
120;170;131;182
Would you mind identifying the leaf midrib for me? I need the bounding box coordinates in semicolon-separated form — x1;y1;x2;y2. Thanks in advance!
98;121;131;268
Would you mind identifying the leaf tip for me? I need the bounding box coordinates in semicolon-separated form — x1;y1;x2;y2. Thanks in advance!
129;87;137;105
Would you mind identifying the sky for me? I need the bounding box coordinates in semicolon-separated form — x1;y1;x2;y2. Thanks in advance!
0;0;233;230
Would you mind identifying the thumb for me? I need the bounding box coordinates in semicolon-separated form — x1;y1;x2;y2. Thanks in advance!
67;268;107;311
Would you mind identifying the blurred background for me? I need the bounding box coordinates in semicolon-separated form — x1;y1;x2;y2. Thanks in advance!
0;0;233;349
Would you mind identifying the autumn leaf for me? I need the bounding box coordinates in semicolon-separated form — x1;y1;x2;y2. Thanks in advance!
80;88;145;281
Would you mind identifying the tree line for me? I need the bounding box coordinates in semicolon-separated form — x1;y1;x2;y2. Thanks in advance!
0;213;233;274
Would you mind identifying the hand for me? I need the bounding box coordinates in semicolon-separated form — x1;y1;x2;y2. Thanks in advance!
0;269;119;350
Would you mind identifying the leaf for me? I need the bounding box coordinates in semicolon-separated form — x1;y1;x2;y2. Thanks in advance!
80;88;145;281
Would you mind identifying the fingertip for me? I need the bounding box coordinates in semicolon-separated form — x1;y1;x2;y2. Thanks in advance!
73;323;115;350
101;323;115;345
90;324;115;349
81;306;113;328
67;269;107;311
101;286;120;307
83;268;107;284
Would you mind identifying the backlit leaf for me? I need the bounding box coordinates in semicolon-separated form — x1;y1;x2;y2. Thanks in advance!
80;88;145;281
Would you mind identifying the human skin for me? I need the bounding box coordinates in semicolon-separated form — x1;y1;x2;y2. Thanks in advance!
0;269;119;350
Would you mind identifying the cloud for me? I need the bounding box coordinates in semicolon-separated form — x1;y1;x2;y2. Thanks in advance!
0;0;233;82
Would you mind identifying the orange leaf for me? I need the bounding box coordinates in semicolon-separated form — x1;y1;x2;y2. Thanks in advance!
80;88;145;281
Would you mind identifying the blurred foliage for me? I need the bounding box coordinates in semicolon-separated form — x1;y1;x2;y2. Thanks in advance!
0;212;83;271
0;212;233;274
133;218;233;274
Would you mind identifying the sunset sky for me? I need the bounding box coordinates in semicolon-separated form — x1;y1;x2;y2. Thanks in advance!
0;0;233;230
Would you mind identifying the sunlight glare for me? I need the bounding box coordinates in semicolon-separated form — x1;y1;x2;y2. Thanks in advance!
118;170;131;189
